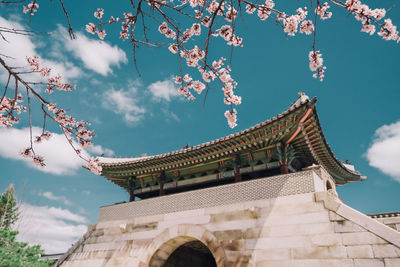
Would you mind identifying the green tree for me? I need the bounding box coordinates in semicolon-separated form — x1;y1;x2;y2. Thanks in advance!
0;185;19;230
0;230;53;267
0;186;54;267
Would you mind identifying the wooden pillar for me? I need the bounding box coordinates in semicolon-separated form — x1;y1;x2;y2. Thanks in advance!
159;171;166;196
129;190;135;202
128;176;136;202
234;154;242;182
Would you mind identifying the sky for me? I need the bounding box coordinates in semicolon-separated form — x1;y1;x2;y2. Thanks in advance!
0;0;399;254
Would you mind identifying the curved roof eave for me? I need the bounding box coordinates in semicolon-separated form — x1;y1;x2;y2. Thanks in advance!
97;94;364;184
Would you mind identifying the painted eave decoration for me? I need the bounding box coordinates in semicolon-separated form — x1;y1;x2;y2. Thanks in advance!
96;94;365;196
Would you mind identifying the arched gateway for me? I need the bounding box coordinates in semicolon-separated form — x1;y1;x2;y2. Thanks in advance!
139;225;224;267
56;94;400;267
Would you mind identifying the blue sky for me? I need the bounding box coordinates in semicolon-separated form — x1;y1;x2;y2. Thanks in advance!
0;0;399;253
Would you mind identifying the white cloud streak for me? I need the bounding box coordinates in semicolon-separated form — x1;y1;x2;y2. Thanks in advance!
58;26;128;76
39;191;72;206
16;204;87;253
102;83;146;124
366;120;400;182
0;17;81;82
148;79;178;102
0;127;113;175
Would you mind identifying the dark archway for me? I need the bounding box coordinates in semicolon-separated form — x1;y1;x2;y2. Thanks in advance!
163;241;217;267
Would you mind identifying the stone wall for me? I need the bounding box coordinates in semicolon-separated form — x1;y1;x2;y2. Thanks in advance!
58;166;400;267
369;214;400;232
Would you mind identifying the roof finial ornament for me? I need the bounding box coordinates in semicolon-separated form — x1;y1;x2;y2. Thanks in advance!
298;91;309;102
289;92;310;109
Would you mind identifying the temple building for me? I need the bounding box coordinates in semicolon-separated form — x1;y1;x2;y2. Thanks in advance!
56;94;400;267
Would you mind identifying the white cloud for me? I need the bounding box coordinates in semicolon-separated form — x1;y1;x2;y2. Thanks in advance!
102;83;146;124
148;79;178;102
39;191;72;206
58;26;128;76
0;16;81;82
366;120;400;182
86;144;114;157
0;127;113;175
16;204;87;253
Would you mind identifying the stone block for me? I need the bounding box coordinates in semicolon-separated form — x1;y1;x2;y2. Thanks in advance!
157;215;210;229
104;226;123;235
226;261;254;267
210;209;260;223
243;227;266;239
253;248;291;261
311;233;342;246
134;214;164;225
258;211;330;227
291;245;347;259
337;204;400;247
255;260;292;267
132;229;162;240
266;225;299;237
163;208;204;221
126;222;158;233
213;229;244;240
342;232;387;246
242;199;272;210
207;219;257;232
382;217;400;225
92;229;104;237
299;222;333;235
262;201;325;218
329;211;345;222
290;259;354;267
354;259;384;267
334;220;366;233
246;236;306;249
315;191;341;211
176;224;205;240
270;193;315;206
384;259;400;267
205;202;246;215
221;239;245;251
225;250;252;262
346;245;374;258
372;244;400;258
83;241;126;252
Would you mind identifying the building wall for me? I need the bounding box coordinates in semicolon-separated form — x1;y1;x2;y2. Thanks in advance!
58;166;400;267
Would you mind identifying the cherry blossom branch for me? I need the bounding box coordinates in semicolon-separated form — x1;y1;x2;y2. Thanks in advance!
0;55;100;173
57;0;75;39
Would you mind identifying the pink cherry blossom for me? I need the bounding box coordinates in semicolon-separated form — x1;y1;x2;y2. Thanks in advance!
316;2;332;20
158;22;168;34
224;109;238;128
300;20;314;35
23;2;39;15
86;23;96;34
97;29;107;40
309;50;326;81
246;5;256;15
168;44;178;54
33;155;45;167
192;81;206;94
94;8;104;19
20;148;32;158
